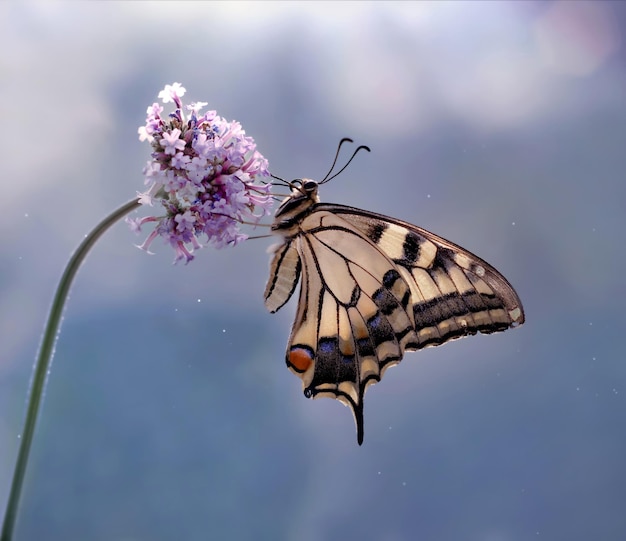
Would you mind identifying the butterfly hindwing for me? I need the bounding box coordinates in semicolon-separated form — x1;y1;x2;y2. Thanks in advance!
265;185;525;445
277;211;421;443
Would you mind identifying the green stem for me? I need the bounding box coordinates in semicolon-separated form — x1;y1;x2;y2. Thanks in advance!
1;198;141;541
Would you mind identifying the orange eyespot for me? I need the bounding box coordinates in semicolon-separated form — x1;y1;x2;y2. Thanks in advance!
288;347;313;373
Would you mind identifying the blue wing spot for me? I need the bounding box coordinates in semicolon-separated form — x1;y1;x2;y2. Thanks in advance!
367;312;396;346
373;288;399;316
357;337;375;357
369;313;382;329
319;337;337;354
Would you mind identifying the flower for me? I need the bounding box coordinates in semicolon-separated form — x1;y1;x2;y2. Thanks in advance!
128;83;273;263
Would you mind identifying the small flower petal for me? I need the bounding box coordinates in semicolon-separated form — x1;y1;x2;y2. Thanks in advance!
160;129;186;155
132;83;274;263
158;83;186;104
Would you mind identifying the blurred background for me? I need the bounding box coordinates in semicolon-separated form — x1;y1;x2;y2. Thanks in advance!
1;1;625;540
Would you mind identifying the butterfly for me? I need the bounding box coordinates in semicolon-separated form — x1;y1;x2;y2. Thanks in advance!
264;140;524;445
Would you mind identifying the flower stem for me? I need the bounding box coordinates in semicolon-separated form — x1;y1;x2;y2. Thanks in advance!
1;198;141;541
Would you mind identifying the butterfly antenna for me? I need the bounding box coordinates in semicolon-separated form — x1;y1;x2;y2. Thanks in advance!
319;142;371;185
270;172;302;193
319;137;354;183
270;173;288;187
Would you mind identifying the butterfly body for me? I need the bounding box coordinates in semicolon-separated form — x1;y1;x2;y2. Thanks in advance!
264;179;524;444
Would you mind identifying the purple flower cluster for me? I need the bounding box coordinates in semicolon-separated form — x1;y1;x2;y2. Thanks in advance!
128;83;273;263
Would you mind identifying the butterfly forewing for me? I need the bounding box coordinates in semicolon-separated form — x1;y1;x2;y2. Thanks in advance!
326;205;525;342
265;186;524;445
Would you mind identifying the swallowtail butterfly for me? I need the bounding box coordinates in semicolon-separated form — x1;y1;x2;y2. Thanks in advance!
264;140;524;444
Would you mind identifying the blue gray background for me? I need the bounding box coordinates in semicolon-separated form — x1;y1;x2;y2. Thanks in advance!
1;2;625;540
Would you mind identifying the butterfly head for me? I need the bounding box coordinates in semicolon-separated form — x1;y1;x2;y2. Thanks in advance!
270;139;370;231
288;178;321;203
272;179;321;228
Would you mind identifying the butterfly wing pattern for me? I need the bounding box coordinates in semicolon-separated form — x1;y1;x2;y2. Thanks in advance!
264;181;524;445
